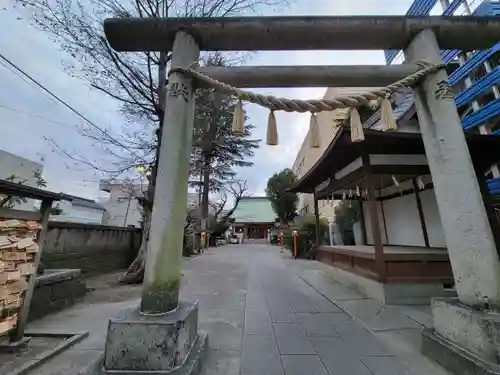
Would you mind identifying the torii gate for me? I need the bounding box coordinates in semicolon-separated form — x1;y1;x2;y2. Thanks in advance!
95;16;500;375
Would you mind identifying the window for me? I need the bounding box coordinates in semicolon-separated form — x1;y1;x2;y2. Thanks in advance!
296;157;306;177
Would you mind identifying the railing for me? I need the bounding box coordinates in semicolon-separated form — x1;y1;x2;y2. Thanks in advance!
488;177;500;195
385;1;499;65
443;0;464;15
448;43;500;85
462;97;500;130
384;0;500;195
455;66;500;108
297;205;310;217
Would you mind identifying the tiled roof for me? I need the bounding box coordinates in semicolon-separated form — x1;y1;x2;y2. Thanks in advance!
231;197;276;223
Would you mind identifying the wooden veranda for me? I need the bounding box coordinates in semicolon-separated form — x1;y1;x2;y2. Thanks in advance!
291;126;500;284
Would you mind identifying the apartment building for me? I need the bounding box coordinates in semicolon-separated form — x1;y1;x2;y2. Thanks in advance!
291;87;379;221
100;180;200;227
99;180;148;227
384;0;500;195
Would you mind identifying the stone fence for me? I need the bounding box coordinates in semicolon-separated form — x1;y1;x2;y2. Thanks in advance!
29;269;87;321
42;222;142;275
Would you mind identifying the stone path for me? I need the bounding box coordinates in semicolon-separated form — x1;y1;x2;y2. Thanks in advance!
22;245;451;375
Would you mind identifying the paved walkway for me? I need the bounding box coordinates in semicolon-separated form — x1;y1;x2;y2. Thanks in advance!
24;245;451;375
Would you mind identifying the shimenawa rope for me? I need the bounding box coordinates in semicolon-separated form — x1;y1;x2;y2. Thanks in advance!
168;61;445;145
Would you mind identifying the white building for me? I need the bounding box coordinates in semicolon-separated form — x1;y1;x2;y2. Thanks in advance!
0;150;44;211
291;87;380;221
99;180;147;227
51;194;106;224
100;180;200;227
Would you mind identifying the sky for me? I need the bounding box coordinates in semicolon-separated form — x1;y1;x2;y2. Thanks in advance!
0;0;427;201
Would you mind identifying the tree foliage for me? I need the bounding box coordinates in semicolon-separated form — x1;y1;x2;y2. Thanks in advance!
334;200;361;233
190;56;260;193
184;179;249;253
283;214;328;257
0;170;47;208
265;168;298;224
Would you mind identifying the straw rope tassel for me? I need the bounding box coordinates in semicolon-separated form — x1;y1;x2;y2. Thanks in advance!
309;113;320;148
350;108;365;143
380;97;397;132
266;110;278;145
231;100;245;135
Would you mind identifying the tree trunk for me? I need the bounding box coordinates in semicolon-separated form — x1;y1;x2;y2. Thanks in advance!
200;154;211;252
120;45;168;284
119;209;151;284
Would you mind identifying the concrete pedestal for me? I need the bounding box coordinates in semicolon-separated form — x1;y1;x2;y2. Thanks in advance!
83;301;207;375
422;297;500;375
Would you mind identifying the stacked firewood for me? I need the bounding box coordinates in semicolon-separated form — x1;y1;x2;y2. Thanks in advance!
0;219;41;336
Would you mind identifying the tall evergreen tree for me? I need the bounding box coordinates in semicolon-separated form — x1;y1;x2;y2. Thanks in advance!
266;169;298;225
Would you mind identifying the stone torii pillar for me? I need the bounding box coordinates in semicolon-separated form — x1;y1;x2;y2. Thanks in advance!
406;29;500;374
406;29;500;309
140;30;199;315
96;31;208;375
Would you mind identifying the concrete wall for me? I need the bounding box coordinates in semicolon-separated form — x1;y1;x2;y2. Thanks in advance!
42;222;141;275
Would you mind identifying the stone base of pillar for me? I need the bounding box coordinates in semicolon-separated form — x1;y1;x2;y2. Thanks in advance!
422;297;500;375
81;301;208;375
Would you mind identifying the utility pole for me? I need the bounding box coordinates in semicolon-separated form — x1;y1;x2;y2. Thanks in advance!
123;193;132;227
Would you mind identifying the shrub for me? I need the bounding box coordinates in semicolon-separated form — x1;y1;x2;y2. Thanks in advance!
283;215;328;257
183;233;195;257
334;201;361;245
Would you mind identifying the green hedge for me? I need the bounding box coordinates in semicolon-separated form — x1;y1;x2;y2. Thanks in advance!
283;215;328;257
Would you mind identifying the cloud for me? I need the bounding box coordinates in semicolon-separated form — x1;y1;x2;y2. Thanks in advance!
0;0;417;200
0;8;127;199
233;0;416;195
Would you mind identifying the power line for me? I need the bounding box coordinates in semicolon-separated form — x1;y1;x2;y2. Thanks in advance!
0;104;71;128
0;52;142;160
0;53;107;134
0;59;60;108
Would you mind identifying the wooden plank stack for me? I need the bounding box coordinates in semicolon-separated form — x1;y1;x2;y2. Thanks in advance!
0;219;41;337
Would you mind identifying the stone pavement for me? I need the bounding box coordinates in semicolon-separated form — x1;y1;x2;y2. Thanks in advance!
22;245;451;375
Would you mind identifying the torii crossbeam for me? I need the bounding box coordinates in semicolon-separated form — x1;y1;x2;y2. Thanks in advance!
104;16;500;51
